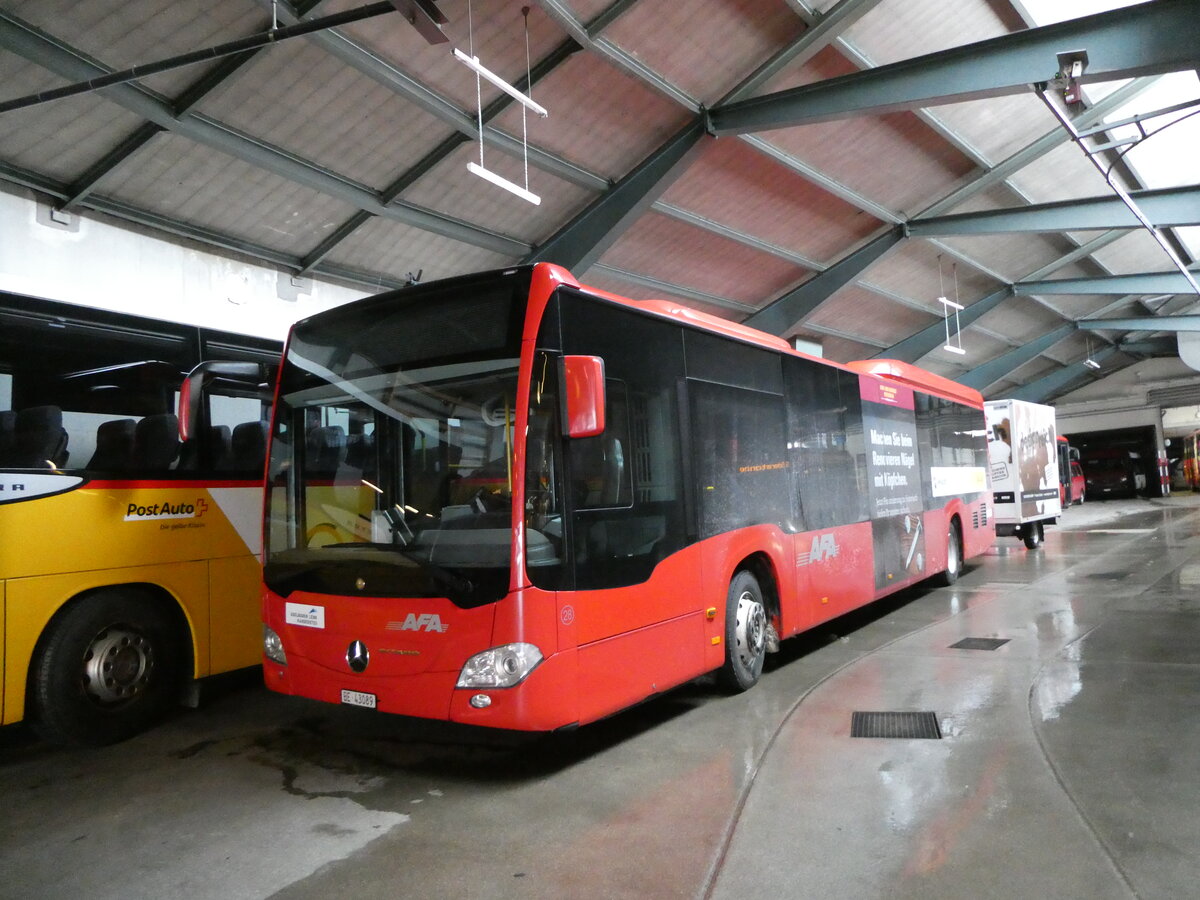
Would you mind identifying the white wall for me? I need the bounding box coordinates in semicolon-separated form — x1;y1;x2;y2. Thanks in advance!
0;187;367;340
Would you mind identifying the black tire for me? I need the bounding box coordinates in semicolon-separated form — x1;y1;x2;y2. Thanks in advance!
934;521;961;586
1023;521;1044;550
30;590;184;746
718;571;767;692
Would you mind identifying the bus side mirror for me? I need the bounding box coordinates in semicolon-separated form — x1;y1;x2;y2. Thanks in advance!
562;355;605;439
180;361;272;439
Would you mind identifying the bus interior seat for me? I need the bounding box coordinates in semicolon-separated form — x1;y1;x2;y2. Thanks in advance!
343;432;376;473
87;418;136;471
12;405;69;469
229;421;267;473
0;410;15;463
600;437;628;506
132;413;180;470
209;424;233;470
306;425;346;476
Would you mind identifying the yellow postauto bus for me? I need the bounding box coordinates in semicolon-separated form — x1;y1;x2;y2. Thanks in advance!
0;292;278;745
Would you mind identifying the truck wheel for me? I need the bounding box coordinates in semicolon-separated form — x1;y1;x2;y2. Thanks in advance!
30;590;183;746
1023;521;1043;550
718;571;767;692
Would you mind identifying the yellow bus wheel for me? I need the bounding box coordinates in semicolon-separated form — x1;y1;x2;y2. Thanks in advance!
30;590;184;746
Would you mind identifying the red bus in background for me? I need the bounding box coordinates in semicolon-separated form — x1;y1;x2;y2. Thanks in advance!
1182;431;1200;491
260;264;992;731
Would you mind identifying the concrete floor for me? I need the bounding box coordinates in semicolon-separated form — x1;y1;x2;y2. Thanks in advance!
2;495;1199;899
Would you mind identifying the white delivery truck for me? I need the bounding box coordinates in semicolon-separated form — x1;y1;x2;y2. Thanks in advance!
984;398;1062;549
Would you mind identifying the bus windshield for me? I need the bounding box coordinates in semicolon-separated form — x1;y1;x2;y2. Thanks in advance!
264;274;532;606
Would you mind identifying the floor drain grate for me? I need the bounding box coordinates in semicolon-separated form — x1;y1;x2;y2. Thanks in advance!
1086;571;1128;581
949;637;1010;651
851;711;942;740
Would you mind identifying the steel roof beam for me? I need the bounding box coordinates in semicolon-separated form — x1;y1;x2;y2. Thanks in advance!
1010;346;1119;403
1119;336;1177;356
0;11;531;257
1077;315;1200;332
525;118;709;272
878;230;1129;363
707;0;1199;133
1017;272;1200;295
743;225;905;334
722;0;884;105
909;185;1200;236
958;324;1075;390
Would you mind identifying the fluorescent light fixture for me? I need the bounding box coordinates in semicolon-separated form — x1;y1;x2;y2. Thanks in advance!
939;295;965;354
1084;358;1102;370
467;161;541;205
454;48;548;118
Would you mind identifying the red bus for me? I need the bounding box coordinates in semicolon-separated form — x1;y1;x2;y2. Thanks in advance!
1182;431;1200;491
260;264;992;730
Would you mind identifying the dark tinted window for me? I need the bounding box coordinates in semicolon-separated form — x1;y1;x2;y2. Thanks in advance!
690;381;791;538
785;357;868;530
559;290;686;590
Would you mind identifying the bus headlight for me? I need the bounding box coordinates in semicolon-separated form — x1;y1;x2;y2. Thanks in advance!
456;643;542;688
263;626;287;664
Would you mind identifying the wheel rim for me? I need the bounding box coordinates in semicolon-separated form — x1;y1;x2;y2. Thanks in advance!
734;590;767;668
81;625;156;706
947;528;960;574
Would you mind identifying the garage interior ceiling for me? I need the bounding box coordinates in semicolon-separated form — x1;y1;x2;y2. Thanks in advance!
1;0;1198;405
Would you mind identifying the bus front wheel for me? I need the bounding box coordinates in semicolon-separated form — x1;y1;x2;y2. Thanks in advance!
934;522;962;586
30;590;184;746
1023;521;1044;550
719;571;767;692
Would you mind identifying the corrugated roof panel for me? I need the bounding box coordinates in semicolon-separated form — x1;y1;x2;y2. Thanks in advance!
596;211;810;307
603;0;804;105
809;288;936;345
322;215;514;283
1090;230;1182;278
489;51;694;181
400;142;593;246
757;48;976;216
842;0;1017;64
972;294;1067;341
939;232;1083;283
92;133;360;253
0;64;146;183
335;0;570;116
860;240;1003;307
1007;141;1113;204
195;39;455;192
925;94;1054;165
658;137;884;265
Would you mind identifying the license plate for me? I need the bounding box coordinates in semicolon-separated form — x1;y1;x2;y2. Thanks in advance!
340;689;377;709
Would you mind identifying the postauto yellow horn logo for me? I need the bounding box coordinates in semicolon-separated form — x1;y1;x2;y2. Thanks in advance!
124;497;209;521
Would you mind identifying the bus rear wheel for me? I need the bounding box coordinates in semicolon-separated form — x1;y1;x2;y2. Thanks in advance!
31;590;183;746
719;571;767;692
